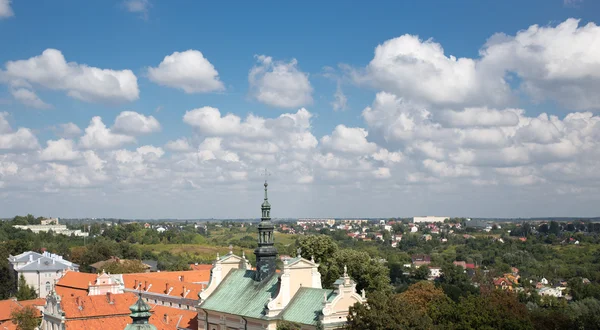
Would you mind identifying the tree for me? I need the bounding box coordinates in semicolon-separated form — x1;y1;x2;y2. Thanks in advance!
347;282;454;330
347;291;433;330
414;265;429;280
453;289;534;330
320;249;390;292
549;221;561;236
103;260;148;274
16;275;37;301
296;235;338;264
11;305;40;330
276;320;302;330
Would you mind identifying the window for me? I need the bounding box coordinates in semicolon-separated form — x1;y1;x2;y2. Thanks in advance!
45;281;51;293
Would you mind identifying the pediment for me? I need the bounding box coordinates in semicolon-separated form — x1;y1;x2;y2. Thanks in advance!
286;257;319;268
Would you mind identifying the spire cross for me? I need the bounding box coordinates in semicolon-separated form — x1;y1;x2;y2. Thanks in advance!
262;168;271;182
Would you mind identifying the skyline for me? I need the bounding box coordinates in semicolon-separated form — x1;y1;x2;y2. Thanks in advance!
1;1;600;219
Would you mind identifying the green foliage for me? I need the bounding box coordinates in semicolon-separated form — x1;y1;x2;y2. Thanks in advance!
414;265;430;280
296;235;338;263
276;320;302;330
321;249;390;292
16;275;37;301
103;259;148;274
11;305;40;330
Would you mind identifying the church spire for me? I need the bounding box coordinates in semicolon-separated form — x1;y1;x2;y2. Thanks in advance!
254;170;277;281
124;293;156;330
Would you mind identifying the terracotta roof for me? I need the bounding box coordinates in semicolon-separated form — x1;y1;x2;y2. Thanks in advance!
60;292;137;319
150;305;198;330
189;264;212;272
56;271;97;291
0;298;44;322
122;273;206;299
0;320;17;330
60;297;198;330
65;316;131;330
127;269;210;284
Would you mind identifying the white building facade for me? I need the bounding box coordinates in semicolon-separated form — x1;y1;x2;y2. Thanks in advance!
8;251;79;298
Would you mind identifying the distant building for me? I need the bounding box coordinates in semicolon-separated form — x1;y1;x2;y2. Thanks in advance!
411;255;431;267
413;216;449;223
13;220;89;237
8;251;79;298
340;219;369;225
40;217;59;225
297;218;335;226
428;267;442;279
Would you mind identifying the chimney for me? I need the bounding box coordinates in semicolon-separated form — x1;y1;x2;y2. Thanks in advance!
144;280;148;290
106;292;112;303
134;279;138;289
29;255;33;262
163;314;169;324
165;283;169;294
182;286;186;297
181;275;185;282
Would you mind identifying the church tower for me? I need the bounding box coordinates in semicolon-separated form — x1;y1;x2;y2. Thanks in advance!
254;177;277;281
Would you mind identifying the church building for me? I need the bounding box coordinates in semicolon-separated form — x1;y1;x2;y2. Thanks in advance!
197;180;366;330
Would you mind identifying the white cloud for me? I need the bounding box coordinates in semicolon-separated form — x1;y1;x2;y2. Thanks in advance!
249;55;313;108
358;18;600;110
165;138;192;152
438;108;521;128
123;0;150;18
80;116;136;149
147;50;224;93
39;139;81;161
0;0;13;18
112;111;161;135
3;49;139;103
360;34;509;107
321;125;377;155
10;88;52;109
481;19;600;110
55;123;82;139
332;84;347;111
0;112;39;150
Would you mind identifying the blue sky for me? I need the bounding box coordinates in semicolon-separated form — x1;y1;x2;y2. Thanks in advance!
1;0;599;219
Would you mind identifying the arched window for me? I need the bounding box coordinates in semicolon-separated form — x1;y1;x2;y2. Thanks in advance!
45;281;51;293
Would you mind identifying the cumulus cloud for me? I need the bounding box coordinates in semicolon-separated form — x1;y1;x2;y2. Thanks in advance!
321;125;377;155
249;55;313;108
80;116;136;149
147;50;224;93
39;139;81;161
165;138;192;152
112;111;161;135
481;19;600;110
2;49;139;103
359;34;510;107
0;112;39;150
358;18;600;110
10;88;52;109
0;0;13;18
55;123;82;139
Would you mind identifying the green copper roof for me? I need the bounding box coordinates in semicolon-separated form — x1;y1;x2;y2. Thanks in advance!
125;294;156;330
200;269;279;319
280;287;336;326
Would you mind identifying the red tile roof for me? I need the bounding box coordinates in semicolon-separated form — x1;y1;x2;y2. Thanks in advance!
60;293;198;330
189;264;212;272
0;298;45;322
